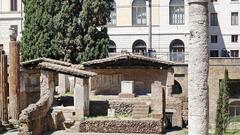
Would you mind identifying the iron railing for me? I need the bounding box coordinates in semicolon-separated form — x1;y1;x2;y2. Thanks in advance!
108;50;189;64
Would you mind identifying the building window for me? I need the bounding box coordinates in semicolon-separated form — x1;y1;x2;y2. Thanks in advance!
231;12;239;25
211;35;218;43
211;13;218;26
209;50;219;57
108;40;116;53
232;35;238;43
221;49;230;57
132;40;147;55
169;0;185;25
170;39;185;62
109;1;117;26
211;0;218;2
11;0;17;11
172;80;182;95
229;101;240;119
132;0;146;25
230;50;239;57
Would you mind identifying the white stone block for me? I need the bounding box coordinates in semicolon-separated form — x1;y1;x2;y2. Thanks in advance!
108;109;115;117
121;81;134;94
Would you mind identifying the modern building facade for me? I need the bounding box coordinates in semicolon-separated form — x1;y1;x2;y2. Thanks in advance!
108;0;240;63
0;0;22;54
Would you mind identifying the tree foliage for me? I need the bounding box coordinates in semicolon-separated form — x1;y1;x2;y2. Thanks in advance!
215;69;230;135
21;0;113;63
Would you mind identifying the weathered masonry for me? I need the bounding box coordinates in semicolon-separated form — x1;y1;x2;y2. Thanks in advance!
18;58;96;135
82;54;184;128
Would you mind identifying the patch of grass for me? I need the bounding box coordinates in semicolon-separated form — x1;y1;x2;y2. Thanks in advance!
230;116;240;123
60;91;74;97
147;113;153;118
209;127;240;135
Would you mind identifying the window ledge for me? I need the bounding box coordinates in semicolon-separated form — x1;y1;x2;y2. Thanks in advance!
230;1;240;4
210;2;220;5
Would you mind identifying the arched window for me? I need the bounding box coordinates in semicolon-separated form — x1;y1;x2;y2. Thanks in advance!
229;101;240;118
170;39;185;62
132;40;147;55
172;80;182;95
108;40;116;53
132;0;146;25
109;1;117;25
169;0;185;25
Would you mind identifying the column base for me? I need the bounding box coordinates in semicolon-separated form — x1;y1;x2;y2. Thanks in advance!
118;93;135;98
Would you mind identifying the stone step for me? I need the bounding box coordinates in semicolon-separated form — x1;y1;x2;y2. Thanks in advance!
132;115;148;119
133;106;149;109
133;109;149;112
134;103;148;107
133;109;149;113
132;102;149;119
132;112;148;115
134;104;149;107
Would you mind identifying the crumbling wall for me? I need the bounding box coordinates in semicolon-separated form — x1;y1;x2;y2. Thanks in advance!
79;120;164;134
19;70;55;135
166;97;183;128
90;69;168;95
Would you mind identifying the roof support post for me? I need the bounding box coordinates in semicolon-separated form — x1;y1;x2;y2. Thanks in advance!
74;77;90;120
9;27;20;121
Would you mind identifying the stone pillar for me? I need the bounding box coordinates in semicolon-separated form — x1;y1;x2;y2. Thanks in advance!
8;28;20;121
74;77;89;120
40;70;55;107
147;0;152;51
57;74;70;94
119;81;135;98
188;0;209;134
151;81;165;132
0;50;8;124
69;76;76;93
166;68;174;97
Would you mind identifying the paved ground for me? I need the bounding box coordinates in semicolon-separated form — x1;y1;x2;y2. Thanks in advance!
43;129;186;135
3;130;185;135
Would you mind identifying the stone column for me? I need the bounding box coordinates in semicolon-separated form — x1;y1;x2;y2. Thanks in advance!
147;0;152;51
166;68;174;97
69;76;76;93
57;74;70;94
188;0;209;134
74;77;89;120
40;70;55;107
151;81;165;132
0;50;8;124
8;28;20;121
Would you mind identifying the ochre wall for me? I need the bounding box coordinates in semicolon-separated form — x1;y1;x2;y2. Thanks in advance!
173;58;240;126
89;69;168;95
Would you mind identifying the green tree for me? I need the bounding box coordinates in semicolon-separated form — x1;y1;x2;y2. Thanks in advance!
21;0;113;63
216;69;230;135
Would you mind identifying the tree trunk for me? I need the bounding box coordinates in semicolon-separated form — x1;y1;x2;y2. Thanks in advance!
188;0;209;135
